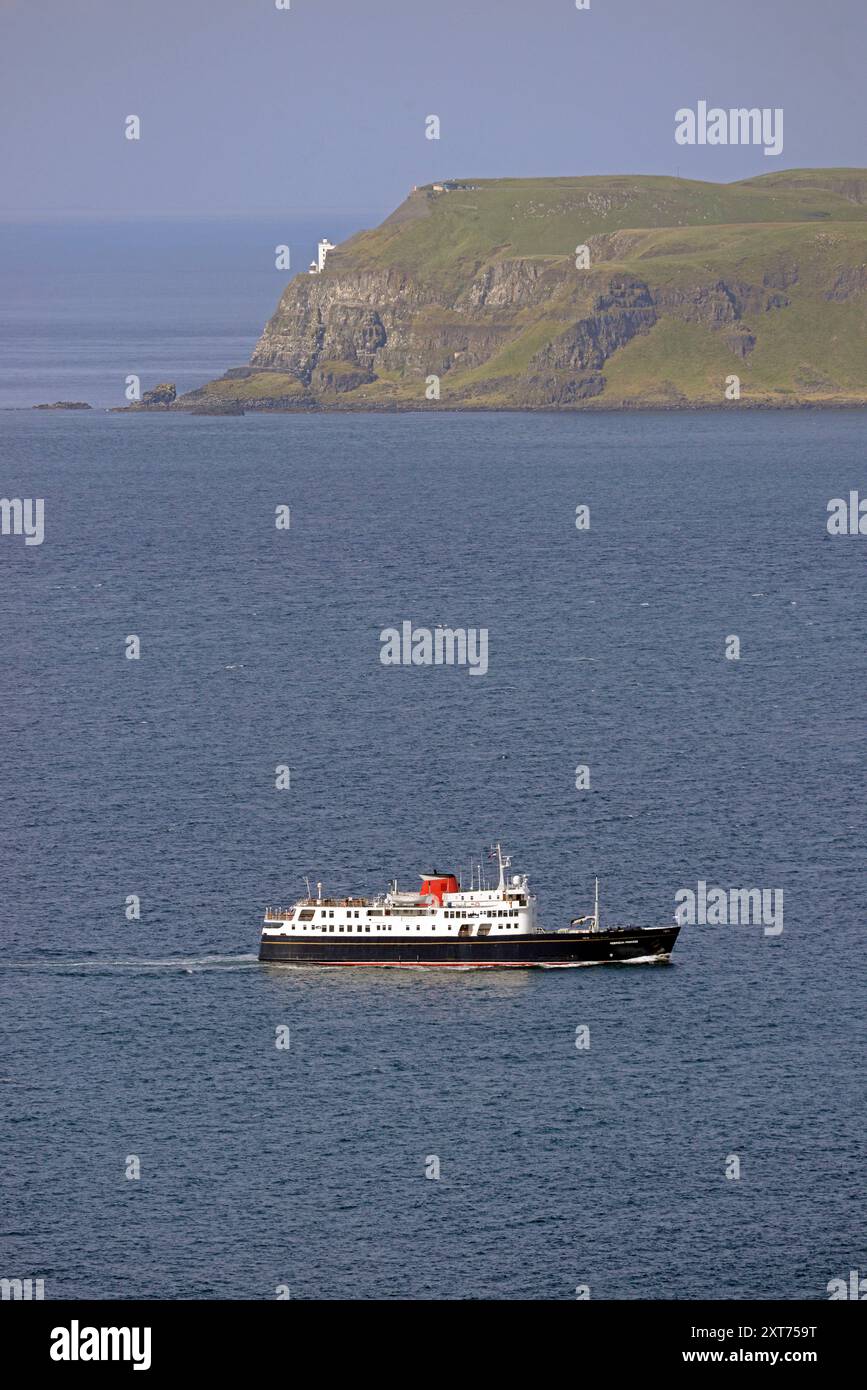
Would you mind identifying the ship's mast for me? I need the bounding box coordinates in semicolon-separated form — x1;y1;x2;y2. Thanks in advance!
593;876;600;932
494;842;510;894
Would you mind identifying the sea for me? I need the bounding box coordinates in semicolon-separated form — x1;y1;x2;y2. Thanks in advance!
1;217;865;1300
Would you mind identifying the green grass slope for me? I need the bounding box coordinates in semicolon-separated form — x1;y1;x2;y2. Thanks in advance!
175;170;867;410
335;169;867;277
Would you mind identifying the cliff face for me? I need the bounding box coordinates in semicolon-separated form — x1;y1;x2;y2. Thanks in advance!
249;260;569;377
176;170;867;410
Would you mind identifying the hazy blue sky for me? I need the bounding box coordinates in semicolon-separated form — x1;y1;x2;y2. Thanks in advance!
1;0;863;219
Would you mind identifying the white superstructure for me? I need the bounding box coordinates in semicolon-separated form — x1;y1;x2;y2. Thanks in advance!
263;843;540;941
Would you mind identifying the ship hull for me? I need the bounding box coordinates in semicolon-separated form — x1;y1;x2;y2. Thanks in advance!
258;925;680;968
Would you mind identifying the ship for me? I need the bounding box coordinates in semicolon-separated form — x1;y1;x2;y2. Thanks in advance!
258;845;680;968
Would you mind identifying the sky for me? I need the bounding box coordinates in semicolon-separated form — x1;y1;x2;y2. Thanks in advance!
0;0;864;220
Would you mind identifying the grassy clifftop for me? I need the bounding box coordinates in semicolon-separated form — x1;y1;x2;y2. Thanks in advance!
336;169;867;272
174;170;867;411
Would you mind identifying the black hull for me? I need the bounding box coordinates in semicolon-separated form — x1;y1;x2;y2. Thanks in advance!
258;925;680;968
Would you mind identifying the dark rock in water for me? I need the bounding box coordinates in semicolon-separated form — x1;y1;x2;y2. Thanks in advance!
141;382;177;407
33;401;92;410
190;402;246;416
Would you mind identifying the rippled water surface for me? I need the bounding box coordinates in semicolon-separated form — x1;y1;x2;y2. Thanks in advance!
1;378;865;1298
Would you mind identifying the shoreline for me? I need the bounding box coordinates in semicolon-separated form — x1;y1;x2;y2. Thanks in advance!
8;398;867;415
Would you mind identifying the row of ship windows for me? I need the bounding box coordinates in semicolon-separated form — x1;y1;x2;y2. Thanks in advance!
287;922;524;933
445;909;520;918
293;907;521;921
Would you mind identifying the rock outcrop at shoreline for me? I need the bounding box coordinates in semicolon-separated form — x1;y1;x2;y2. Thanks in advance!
146;170;867;411
122;382;177;410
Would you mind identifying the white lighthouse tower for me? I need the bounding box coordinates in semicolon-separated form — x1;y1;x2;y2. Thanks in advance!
317;238;336;272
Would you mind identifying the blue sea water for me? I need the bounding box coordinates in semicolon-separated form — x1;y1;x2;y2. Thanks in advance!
1;223;865;1300
0;216;367;410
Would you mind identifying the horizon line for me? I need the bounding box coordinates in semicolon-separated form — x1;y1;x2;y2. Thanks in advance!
0;207;390;225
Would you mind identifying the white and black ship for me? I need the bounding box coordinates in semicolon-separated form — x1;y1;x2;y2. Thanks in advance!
259;845;680;968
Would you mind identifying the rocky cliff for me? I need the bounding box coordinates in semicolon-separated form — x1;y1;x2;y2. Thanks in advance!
170;170;867;410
